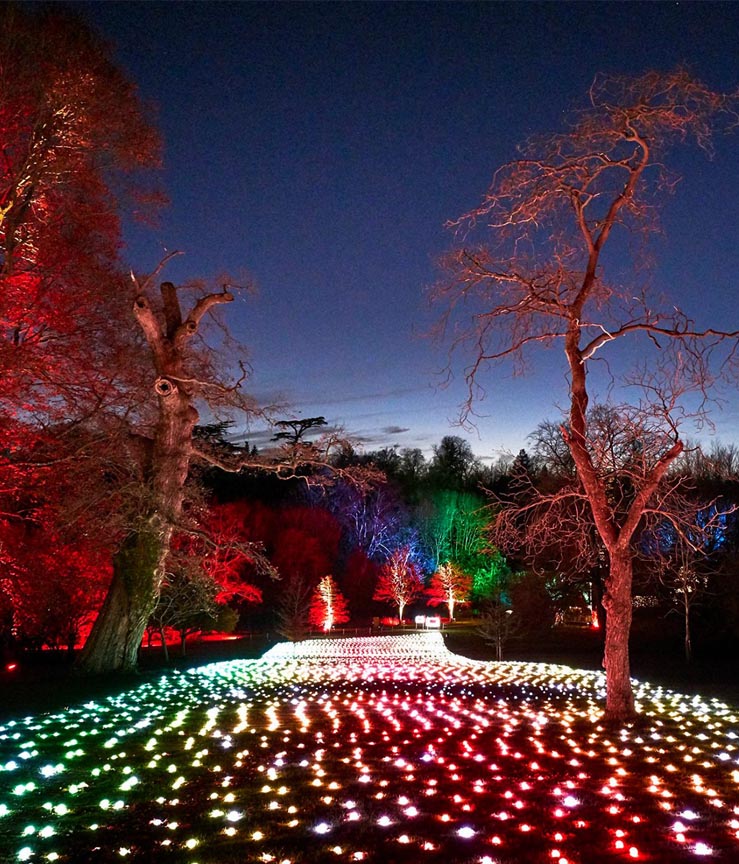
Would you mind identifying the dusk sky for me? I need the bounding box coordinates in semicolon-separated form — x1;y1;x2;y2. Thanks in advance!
75;1;739;460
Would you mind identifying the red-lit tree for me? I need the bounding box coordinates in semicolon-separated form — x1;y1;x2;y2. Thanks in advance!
0;6;164;669
342;548;381;621
270;507;342;587
1;6;161;415
0;7;374;675
189;500;269;604
427;561;472;620
0;521;111;653
373;545;424;622
308;575;350;632
439;69;738;718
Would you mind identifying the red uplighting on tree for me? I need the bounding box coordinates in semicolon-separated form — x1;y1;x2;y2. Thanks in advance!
427;561;473;620
308;575;349;632
373;545;424;623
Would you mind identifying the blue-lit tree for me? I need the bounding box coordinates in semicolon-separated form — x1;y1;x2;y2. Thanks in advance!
645;501;733;662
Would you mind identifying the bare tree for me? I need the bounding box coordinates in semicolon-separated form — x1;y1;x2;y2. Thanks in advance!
373;545;424;623
148;568;236;661
477;595;516;661
427;561;473;619
438;69;738;719
648;496;730;663
275;574;312;642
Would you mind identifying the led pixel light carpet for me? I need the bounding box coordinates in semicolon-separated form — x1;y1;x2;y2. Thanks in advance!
1;633;738;863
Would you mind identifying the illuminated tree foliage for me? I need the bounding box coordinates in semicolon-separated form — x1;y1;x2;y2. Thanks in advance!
322;480;406;562
270;507;342;588
440;69;738;719
416;489;489;572
193;501;269;604
0;520;110;652
373;545;424;622
341;548;381;620
308;575;349;632
0;5;167;672
0;5;161;415
426;561;472;619
470;548;516;606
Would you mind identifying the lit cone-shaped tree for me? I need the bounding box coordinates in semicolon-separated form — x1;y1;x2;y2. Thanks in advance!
308;575;349;633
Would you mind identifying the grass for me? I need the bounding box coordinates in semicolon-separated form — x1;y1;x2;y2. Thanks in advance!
1;631;738;863
0;635;274;724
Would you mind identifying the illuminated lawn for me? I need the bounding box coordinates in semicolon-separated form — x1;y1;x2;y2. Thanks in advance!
1;634;738;863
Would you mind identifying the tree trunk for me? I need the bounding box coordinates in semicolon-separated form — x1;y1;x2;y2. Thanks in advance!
75;528;163;674
602;548;635;720
159;626;169;662
74;282;231;675
683;595;692;663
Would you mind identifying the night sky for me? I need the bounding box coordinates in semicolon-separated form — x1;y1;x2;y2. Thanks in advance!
74;1;739;460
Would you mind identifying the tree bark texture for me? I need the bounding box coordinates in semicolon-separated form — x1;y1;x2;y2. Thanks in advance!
76;281;231;674
76;529;163;673
602;547;635;720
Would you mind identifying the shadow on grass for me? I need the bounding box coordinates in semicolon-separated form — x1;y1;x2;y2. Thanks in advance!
0;634;274;723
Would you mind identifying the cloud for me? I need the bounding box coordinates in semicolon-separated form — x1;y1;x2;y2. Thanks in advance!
382;425;410;435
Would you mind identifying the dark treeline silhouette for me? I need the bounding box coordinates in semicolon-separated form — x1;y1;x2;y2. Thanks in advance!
3;411;739;676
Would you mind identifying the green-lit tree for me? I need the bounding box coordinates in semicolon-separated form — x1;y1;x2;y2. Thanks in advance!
417;490;489;573
471;549;515;606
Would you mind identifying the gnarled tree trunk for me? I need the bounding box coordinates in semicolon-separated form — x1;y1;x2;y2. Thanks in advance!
76;279;232;674
76;528;163;673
